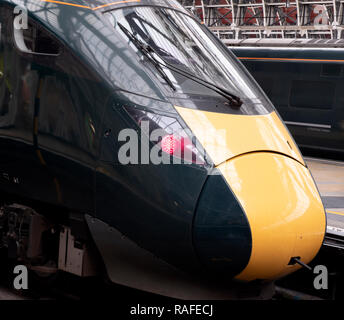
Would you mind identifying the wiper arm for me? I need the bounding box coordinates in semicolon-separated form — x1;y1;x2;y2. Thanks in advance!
117;22;242;107
118;22;176;92
161;62;243;107
154;56;242;107
127;32;242;107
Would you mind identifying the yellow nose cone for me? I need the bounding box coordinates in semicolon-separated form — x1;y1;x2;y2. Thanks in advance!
218;152;326;281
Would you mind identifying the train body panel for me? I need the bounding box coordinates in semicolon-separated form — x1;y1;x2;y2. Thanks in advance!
231;46;344;154
175;107;304;165
218;152;326;281
0;0;327;293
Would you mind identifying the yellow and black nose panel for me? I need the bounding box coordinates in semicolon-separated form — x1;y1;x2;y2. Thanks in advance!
177;106;326;281
218;152;326;281
175;107;304;166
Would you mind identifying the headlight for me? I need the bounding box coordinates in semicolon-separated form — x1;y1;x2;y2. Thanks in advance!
123;106;208;166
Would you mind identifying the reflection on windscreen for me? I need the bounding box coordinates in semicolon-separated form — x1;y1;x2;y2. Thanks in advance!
105;7;274;114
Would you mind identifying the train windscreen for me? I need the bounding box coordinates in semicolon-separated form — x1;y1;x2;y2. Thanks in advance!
104;7;275;115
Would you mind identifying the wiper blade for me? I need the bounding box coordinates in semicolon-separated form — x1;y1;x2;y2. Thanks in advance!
156;58;243;107
164;63;243;107
117;22;242;107
117;22;176;92
127;35;243;107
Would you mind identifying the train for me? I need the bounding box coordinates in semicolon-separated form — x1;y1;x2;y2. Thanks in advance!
0;0;326;298
229;38;344;155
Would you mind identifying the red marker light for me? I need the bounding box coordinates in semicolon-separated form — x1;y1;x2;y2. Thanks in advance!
161;134;179;155
123;105;206;165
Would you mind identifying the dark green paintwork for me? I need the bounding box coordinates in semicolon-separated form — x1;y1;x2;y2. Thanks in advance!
232;47;344;154
0;0;254;278
194;169;251;279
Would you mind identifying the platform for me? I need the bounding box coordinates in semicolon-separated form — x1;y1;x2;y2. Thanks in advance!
306;157;344;249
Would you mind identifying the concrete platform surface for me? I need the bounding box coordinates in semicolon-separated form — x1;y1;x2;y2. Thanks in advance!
306;157;344;214
306;157;344;243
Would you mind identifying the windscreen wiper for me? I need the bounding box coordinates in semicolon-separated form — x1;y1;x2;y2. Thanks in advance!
160;60;243;107
118;22;176;92
118;22;242;107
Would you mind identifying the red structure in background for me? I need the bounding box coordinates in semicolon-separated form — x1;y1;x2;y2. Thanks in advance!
179;0;339;39
190;0;326;27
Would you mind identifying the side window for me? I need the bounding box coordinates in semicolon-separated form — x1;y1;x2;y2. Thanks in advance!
290;80;335;110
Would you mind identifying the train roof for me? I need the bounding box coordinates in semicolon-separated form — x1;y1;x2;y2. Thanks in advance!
225;38;344;48
1;0;187;13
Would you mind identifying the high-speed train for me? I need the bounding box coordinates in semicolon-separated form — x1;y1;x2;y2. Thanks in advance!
230;39;344;155
0;0;326;297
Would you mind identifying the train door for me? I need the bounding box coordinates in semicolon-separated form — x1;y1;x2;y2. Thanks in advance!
0;5;103;211
286;61;340;152
11;15;106;213
0;5;47;200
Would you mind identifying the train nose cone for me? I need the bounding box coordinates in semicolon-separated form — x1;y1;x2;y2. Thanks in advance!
217;152;326;281
177;105;325;280
194;152;326;281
